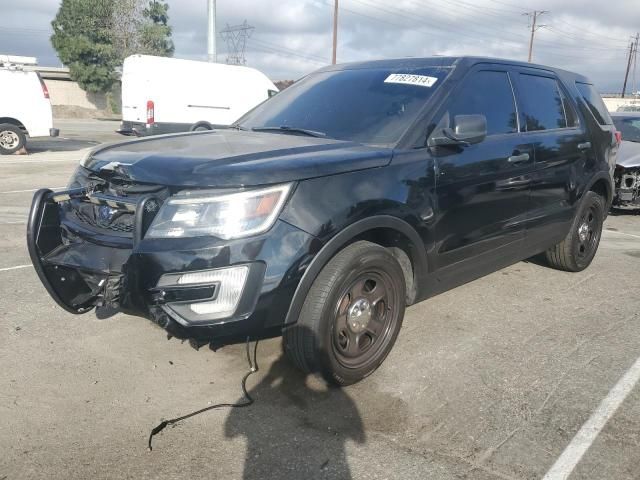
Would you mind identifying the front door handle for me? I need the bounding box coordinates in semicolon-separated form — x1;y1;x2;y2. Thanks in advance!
577;142;592;151
508;153;530;164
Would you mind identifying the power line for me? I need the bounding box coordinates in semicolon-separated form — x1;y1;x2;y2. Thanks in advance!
251;38;327;63
549;15;631;44
486;0;533;13
544;25;628;48
250;39;327;65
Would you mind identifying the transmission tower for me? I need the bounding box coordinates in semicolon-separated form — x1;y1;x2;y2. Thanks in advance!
220;21;254;65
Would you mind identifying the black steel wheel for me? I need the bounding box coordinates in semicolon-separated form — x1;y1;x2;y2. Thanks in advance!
284;241;406;386
545;191;604;272
332;271;399;370
575;202;600;261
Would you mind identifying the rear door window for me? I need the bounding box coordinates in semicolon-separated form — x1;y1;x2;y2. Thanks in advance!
576;82;613;125
517;74;569;131
443;70;518;136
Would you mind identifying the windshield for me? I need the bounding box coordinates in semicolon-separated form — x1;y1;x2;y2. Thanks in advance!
236;66;451;146
613;116;640;143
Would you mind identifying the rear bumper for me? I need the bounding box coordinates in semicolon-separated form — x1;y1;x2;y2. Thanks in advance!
27;188;315;341
117;121;192;137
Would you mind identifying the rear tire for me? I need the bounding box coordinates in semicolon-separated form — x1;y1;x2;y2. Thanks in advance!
545;191;604;272
283;241;406;386
191;122;212;132
0;124;26;155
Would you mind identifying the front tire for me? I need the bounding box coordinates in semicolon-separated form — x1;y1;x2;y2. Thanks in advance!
0;124;26;155
545;191;604;272
284;241;406;386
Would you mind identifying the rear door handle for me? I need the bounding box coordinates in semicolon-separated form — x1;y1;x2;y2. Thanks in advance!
508;153;530;164
578;142;592;151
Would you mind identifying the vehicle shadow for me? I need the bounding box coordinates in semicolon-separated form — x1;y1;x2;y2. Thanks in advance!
27;138;99;153
608;206;640;216
224;352;365;479
522;253;549;268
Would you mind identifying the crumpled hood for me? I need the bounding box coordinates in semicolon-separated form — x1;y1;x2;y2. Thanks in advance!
82;130;393;187
617;140;640;168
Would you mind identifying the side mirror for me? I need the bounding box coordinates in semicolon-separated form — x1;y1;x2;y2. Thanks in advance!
429;114;487;147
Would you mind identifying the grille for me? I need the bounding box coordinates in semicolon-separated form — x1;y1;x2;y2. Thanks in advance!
73;208;134;233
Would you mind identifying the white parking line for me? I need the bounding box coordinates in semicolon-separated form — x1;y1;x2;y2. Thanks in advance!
542;355;640;480
0;264;32;272
0;187;65;194
0;158;77;164
604;229;640;240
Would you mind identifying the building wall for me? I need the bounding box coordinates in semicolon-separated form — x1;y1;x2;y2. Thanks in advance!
602;96;640;113
44;79;108;110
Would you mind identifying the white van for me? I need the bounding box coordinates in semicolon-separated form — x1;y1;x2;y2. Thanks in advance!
0;55;58;154
119;55;278;136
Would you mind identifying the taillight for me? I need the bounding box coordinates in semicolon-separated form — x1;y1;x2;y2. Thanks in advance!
37;73;49;99
615;131;622;144
146;100;155;125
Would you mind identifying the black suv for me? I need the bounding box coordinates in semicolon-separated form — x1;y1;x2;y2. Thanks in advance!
28;57;617;385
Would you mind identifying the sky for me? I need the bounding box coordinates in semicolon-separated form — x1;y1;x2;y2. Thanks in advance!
1;0;639;93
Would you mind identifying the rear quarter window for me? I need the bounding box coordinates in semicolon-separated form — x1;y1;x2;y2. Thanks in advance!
576;82;613;126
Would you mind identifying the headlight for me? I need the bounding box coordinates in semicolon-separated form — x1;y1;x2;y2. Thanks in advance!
146;183;292;239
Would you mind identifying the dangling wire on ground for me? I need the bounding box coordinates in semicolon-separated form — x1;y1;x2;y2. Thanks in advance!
147;337;260;451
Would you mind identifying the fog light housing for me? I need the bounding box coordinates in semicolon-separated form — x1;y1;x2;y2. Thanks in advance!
157;265;249;324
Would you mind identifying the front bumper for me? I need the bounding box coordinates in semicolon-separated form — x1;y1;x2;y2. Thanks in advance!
613;166;640;206
27;188;315;341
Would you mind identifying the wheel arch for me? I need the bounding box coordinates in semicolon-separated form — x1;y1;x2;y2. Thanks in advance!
0;117;27;133
283;215;428;326
583;173;613;208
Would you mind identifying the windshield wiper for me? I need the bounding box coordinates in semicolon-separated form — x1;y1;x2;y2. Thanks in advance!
251;125;328;138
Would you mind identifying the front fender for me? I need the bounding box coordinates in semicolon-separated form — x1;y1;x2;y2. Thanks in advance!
283;215;428;326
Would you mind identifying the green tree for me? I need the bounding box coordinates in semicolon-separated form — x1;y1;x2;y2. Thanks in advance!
51;0;119;93
139;0;175;57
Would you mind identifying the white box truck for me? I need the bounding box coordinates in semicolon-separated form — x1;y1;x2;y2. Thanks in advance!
119;55;278;136
0;55;59;154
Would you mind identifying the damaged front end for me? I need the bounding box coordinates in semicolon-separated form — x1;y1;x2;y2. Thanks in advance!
27;169;168;315
27;166;314;344
613;165;640;208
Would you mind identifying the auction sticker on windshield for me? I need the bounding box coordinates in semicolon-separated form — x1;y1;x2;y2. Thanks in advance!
384;74;438;88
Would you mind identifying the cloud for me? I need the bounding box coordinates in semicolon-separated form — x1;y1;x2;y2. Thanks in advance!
0;0;638;91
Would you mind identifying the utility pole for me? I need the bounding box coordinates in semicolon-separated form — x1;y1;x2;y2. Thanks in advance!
622;34;639;98
524;10;547;63
634;33;640;96
207;0;217;62
332;0;339;64
622;42;635;98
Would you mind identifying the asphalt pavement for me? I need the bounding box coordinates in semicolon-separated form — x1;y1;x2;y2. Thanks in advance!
27;119;123;153
1;122;639;479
